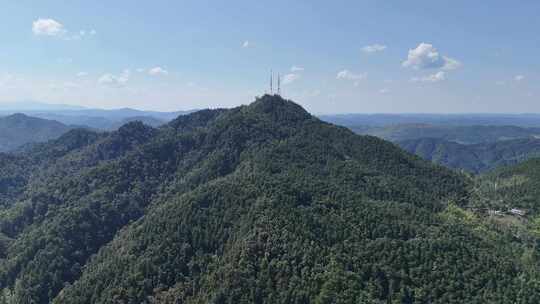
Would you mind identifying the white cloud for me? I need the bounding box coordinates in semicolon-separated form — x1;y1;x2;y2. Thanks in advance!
337;70;367;87
32;18;65;36
362;44;387;53
282;73;301;85
379;88;390;94
98;70;130;88
336;70;367;81
148;67;169;76
402;43;460;70
89;29;97;35
242;41;250;48
291;66;304;72
443;56;462;70
411;71;446;83
76;72;88;77
515;75;525;82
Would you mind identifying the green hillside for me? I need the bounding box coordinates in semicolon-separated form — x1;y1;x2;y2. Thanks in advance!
399;137;540;173
0;96;538;303
0;114;73;152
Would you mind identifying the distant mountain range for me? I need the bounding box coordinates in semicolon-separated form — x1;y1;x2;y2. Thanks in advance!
321;113;540;128
0;100;195;130
351;124;540;144
322;115;540;173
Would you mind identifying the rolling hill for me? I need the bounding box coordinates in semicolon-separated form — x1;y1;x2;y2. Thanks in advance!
0;114;73;152
399;137;540;173
349;124;540;145
0;95;538;303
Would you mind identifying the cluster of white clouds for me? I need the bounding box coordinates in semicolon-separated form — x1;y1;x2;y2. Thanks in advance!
32;18;96;40
402;43;461;70
402;43;461;85
96;66;169;88
32;18;510;99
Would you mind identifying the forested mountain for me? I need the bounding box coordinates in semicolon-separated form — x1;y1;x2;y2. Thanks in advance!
0;95;538;303
399;137;540;173
347;124;540;145
0;114;73;152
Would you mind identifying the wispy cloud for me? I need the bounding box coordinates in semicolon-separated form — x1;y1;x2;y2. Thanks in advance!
337;70;367;86
515;75;525;82
291;66;304;72
411;71;446;83
282;73;301;85
361;44;387;53
148;67;169;76
242;41;250;48
98;70;130;88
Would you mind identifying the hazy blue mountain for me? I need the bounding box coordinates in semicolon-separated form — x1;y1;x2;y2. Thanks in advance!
338;123;540;145
321;113;540;128
0;113;74;152
0;100;195;130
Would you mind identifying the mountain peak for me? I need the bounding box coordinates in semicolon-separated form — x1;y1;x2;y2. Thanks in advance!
247;94;311;122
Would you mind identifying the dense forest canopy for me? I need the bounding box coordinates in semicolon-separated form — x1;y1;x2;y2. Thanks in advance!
0;95;538;303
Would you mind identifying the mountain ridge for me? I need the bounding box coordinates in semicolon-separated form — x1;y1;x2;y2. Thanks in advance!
0;95;538;303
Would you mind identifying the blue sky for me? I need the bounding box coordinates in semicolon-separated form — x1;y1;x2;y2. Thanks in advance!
0;0;539;113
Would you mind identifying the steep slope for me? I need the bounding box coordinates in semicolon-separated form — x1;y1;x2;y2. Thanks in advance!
399;137;540;173
0;114;74;152
0;96;538;303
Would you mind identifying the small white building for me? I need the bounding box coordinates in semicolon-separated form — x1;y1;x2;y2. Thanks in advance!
488;210;503;216
509;208;526;216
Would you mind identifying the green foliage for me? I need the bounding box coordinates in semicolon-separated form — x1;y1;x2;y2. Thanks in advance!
0;95;537;303
399;137;540;173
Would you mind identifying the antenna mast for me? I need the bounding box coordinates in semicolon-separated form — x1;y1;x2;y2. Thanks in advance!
277;73;281;95
270;70;273;94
